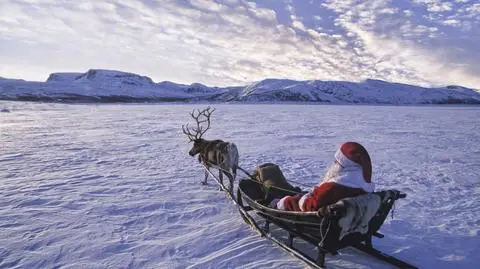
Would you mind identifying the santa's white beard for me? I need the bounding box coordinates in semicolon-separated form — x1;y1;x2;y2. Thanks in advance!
322;162;375;192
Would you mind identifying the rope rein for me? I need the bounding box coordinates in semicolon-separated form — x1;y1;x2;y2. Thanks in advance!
391;200;396;219
202;160;306;195
318;217;332;247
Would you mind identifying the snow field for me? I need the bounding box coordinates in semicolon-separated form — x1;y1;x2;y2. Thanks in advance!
0;102;479;268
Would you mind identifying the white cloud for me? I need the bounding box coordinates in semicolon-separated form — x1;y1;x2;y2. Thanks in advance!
443;19;462;27
404;10;414;17
321;0;480;88
189;0;227;12
465;3;480;14
0;0;479;89
413;0;453;13
292;20;307;31
342;22;480;87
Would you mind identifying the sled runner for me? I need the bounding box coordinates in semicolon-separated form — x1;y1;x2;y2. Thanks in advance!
201;163;418;269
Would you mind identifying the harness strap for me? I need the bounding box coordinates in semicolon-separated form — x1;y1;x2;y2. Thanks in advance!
202;160;304;195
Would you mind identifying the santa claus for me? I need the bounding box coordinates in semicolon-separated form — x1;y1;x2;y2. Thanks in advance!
276;142;375;212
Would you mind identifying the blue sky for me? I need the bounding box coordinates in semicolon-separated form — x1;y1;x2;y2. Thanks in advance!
1;0;479;88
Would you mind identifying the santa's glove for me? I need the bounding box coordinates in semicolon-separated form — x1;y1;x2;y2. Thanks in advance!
302;199;318;212
276;195;301;211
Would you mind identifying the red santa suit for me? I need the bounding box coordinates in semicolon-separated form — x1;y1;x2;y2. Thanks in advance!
276;142;375;212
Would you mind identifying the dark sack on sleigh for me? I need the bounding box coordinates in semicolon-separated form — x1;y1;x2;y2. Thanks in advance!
252;163;301;199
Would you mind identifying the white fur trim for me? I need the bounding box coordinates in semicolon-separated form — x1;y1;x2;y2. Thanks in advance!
323;162;375;192
276;196;289;210
298;193;310;212
334;148;359;168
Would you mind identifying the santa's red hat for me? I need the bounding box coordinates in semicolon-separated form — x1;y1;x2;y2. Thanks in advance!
334;142;372;183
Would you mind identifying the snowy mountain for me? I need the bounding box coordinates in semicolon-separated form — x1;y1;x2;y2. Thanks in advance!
1;69;479;104
213;78;480;104
0;69;235;103
46;72;84;82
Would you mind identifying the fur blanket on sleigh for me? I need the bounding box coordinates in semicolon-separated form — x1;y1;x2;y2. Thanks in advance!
335;193;381;240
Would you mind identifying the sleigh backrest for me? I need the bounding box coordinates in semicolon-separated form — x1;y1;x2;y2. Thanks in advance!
324;190;405;251
367;190;404;234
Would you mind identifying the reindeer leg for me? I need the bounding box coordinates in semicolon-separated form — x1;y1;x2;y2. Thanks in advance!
233;166;237;182
226;172;234;195
218;171;224;190
201;169;209;185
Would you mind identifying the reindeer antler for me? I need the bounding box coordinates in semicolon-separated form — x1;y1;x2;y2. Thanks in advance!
182;123;196;142
182;106;215;141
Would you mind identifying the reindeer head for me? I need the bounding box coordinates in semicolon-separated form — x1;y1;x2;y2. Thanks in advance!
182;107;215;157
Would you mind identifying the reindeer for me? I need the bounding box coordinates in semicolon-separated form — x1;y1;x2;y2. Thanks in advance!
182;107;239;194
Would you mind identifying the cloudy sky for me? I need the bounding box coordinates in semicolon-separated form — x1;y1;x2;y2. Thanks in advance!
1;0;479;88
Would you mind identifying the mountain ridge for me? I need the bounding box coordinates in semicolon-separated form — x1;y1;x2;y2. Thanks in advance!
1;69;479;104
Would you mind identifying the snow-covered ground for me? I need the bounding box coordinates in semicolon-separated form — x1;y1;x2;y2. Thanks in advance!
1;102;479;269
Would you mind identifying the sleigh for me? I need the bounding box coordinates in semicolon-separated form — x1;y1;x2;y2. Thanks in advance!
237;179;418;268
202;164;418;268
